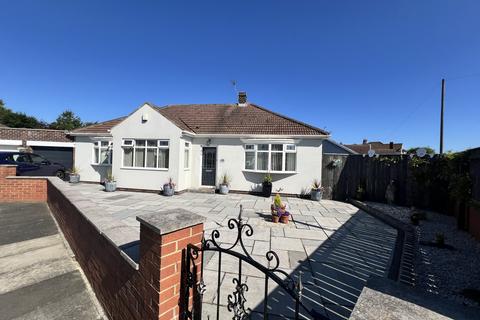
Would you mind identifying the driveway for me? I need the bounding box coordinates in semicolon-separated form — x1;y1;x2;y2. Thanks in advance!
57;182;399;320
0;202;104;320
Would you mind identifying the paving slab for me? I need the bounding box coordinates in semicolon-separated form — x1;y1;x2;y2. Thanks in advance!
0;202;104;320
46;181;401;320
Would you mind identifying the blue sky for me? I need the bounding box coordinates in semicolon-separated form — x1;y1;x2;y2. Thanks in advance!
0;1;479;151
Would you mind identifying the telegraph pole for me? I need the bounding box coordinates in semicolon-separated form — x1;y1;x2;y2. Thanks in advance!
440;78;445;154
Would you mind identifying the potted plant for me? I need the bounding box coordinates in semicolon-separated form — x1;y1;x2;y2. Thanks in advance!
271;193;283;223
279;210;290;224
68;167;80;183
218;173;231;195
310;179;324;201
355;185;365;201
163;178;175;196
262;173;273;197
270;192;290;224
104;170;116;192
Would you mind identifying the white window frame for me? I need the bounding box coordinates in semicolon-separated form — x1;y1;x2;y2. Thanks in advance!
184;142;191;169
121;139;170;170
92;140;112;165
244;143;297;173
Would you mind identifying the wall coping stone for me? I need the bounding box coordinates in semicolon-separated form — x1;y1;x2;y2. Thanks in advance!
6;176;51;179
137;209;206;235
0;164;17;168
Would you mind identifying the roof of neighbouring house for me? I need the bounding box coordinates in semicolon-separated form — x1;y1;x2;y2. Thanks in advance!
0;127;73;142
345;141;404;155
0;123;8;128
71;103;329;136
70;117;127;134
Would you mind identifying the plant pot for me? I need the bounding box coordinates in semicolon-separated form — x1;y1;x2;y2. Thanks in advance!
280;215;289;224
105;181;116;192
310;190;323;201
219;184;229;195
272;215;280;223
262;182;272;198
69;174;80;184
163;184;174;196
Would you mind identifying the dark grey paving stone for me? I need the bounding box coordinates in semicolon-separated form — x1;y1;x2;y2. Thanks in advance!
0;271;99;320
0;203;57;245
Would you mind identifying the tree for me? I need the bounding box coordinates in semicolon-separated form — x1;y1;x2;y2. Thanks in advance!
406;146;436;155
0;100;47;128
50;110;83;130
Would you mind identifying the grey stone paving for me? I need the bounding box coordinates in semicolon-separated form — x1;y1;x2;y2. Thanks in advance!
50;181;398;320
0;202;104;320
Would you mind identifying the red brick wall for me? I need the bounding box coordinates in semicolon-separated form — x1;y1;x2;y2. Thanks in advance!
47;181;203;320
0;165;47;202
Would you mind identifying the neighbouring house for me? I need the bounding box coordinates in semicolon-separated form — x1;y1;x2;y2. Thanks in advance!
69;92;329;194
323;139;357;155
0;127;74;169
345;139;405;156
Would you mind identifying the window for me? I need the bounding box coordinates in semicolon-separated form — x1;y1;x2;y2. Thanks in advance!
30;154;48;164
93;141;112;165
244;143;296;172
245;145;255;170
184;142;190;169
122;139;169;169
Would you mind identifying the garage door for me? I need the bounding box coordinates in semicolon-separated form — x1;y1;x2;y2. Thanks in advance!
31;146;73;170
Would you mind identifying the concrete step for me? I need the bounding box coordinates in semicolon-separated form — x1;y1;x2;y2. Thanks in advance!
189;187;216;194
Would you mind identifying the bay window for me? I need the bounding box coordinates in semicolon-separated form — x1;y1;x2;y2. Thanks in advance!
93;141;112;165
244;143;296;172
122;139;169;169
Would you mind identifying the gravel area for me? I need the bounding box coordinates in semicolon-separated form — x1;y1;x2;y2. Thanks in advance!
366;201;480;307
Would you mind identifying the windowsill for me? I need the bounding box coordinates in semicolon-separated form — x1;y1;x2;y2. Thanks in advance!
121;167;169;171
242;169;297;174
91;163;112;167
184;168;190;171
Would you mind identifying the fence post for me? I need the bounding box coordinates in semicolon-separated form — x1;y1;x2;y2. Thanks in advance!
137;209;205;320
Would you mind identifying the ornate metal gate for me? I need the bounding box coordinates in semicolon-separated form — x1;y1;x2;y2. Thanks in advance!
182;206;326;320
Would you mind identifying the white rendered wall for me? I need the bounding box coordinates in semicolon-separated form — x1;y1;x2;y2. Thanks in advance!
110;104;184;191
190;137;323;195
73;136;112;182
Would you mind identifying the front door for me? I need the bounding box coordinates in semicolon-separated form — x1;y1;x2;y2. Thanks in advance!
201;147;216;186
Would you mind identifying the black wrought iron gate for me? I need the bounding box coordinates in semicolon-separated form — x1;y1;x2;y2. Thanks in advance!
182;206;327;320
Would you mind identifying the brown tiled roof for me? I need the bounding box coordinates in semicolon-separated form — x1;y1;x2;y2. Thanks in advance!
154;103;328;135
345;141;404;155
70;103;328;136
0;128;72;142
71;117;127;134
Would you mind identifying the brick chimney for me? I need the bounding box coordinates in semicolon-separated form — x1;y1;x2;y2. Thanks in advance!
362;139;368;144
238;91;247;106
389;141;394;149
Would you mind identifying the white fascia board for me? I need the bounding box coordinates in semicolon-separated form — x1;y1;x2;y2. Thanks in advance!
240;138;299;144
68;132;112;137
26;141;75;148
187;133;329;139
0;139;22;146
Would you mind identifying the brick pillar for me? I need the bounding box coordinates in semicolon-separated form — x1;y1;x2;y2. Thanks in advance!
137;209;205;320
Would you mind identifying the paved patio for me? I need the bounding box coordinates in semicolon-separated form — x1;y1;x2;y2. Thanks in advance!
54;181;398;320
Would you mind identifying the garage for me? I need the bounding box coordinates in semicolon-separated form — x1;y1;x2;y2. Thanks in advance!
31;146;73;170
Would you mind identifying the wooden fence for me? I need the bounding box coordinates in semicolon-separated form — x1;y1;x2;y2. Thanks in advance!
322;148;480;237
